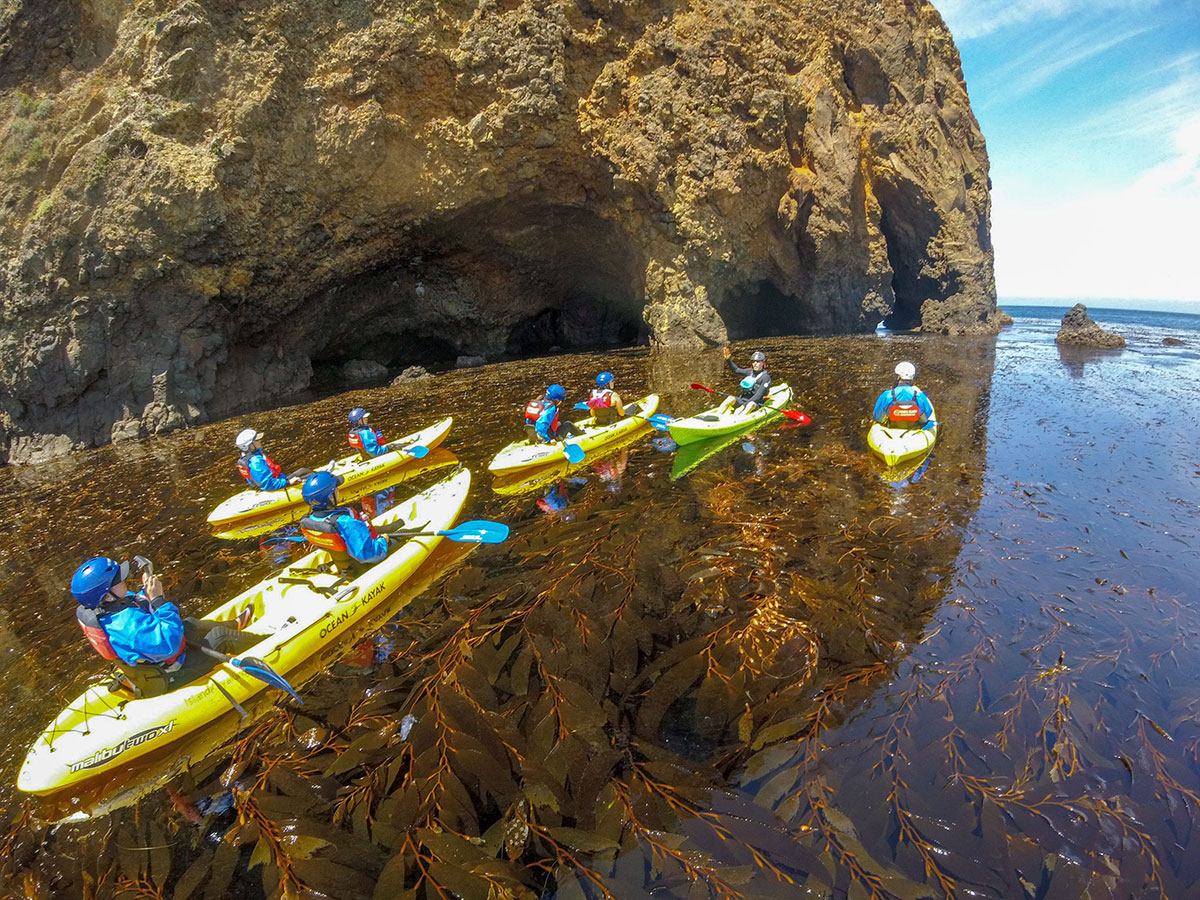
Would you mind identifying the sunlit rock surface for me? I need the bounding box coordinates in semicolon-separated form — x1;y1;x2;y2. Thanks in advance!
1055;303;1126;348
0;0;997;462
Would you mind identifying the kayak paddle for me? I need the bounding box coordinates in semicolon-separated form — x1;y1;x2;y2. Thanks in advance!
197;645;303;704
562;442;586;463
385;519;511;544
572;402;672;431
383;443;429;458
689;383;811;425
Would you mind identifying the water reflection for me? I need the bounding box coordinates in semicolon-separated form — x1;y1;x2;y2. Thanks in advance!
4;326;1200;898
1057;343;1125;377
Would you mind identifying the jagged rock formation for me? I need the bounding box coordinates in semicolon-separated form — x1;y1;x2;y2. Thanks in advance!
0;0;998;463
1055;304;1125;349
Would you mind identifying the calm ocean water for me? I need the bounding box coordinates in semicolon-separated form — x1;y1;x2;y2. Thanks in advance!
1005;302;1200;335
2;302;1199;898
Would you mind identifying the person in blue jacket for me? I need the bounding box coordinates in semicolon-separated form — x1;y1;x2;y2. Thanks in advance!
719;347;772;414
346;408;395;515
347;408;388;458
523;384;582;444
298;471;398;573
234;428;310;491
872;361;935;430
71;557;252;696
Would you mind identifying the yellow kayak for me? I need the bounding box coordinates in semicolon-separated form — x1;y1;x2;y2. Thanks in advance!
867;414;938;467
18;469;471;797
207;417;455;539
487;395;659;475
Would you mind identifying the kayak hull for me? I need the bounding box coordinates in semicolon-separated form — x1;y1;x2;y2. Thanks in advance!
487;395;660;475
667;384;793;445
18;469;471;797
867;419;938;467
206;417;454;539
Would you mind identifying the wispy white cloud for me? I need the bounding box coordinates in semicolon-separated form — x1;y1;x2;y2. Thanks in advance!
1064;55;1200;144
935;0;1164;42
973;21;1152;106
993;107;1200;303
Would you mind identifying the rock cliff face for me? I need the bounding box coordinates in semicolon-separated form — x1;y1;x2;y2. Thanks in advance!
0;0;998;463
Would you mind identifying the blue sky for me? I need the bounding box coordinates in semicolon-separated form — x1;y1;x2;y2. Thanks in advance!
934;0;1200;312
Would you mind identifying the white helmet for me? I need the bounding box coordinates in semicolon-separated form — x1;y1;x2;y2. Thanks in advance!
894;361;916;381
235;428;262;451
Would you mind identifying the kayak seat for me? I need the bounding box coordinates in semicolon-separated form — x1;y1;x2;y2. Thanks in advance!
590;407;619;426
524;424;540;443
696;415;720;422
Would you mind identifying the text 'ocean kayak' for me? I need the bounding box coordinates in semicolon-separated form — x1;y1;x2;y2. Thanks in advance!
19;469;471;797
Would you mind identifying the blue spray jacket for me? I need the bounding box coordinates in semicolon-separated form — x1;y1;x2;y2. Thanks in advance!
332;513;390;563
534;401;562;443
872;384;936;429
245;450;290;491
350;426;387;457
99;595;186;666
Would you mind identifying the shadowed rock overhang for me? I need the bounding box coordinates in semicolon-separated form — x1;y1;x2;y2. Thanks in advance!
0;0;999;463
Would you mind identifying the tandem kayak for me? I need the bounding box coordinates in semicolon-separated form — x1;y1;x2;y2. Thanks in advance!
667;384;794;445
206;417;455;539
487;395;660;475
867;414;938;467
18;469;471;797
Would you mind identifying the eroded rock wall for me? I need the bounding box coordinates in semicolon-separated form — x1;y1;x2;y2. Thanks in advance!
0;0;997;462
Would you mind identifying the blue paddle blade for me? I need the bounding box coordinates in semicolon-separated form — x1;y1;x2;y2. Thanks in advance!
402;444;429;458
646;414;674;431
440;520;510;544
234;656;304;704
563;442;586;463
573;402;590;410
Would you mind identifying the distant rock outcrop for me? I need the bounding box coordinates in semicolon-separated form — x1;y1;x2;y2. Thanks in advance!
0;0;998;462
1055;304;1125;349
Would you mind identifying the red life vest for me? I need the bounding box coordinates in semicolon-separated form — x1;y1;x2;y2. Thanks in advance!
347;427;383;456
75;603;185;666
586;388;614;409
236;450;283;485
886;388;925;428
524;399;559;433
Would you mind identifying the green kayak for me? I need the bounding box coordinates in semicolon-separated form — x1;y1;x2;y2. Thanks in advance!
667;384;793;445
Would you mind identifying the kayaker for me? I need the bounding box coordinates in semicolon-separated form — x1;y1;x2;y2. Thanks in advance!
719;347;772;414
586;372;626;426
346;407;396;516
872;361;935;430
347;407;387;459
298;471;396;573
70;557;251;694
235;429;311;491
524;384;582;444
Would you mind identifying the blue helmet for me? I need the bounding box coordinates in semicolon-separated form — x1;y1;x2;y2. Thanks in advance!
302;471;344;509
71;557;129;609
348;407;369;426
596;371;614;387
546;384;566;402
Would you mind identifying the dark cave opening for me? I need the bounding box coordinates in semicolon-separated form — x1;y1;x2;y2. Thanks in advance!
301;202;646;377
717;280;809;340
874;179;942;331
